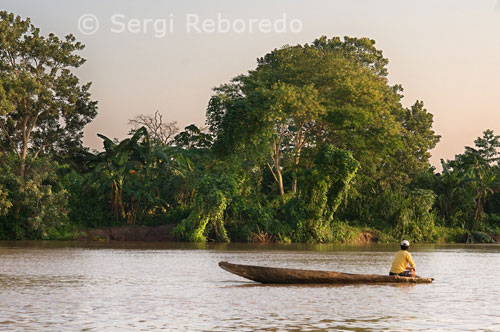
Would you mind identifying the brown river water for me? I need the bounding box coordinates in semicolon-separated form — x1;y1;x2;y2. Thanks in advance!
0;241;499;332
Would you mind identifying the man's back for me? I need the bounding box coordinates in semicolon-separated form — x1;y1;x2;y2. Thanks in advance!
390;250;415;274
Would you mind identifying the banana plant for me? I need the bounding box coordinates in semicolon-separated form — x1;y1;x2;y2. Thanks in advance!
85;126;197;224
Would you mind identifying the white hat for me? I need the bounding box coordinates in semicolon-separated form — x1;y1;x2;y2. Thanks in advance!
401;240;410;246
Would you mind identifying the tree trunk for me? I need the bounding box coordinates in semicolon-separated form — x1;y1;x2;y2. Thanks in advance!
19;119;28;178
273;140;285;197
474;192;482;221
276;160;285;196
18;114;39;179
111;181;119;219
19;160;26;178
269;124;286;197
292;122;307;194
118;184;125;219
292;145;302;194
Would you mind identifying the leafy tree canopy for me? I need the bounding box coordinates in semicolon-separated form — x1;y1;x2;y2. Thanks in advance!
0;11;97;177
207;36;440;196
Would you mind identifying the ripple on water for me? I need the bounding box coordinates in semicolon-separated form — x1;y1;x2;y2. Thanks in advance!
0;242;499;331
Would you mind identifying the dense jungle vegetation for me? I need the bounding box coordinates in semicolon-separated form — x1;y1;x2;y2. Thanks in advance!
1;12;499;243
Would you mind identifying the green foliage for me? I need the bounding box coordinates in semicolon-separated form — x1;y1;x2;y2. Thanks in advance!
467;129;500;165
0;11;96;240
174;174;237;242
389;189;436;242
313;145;360;218
467;231;494;244
388;101;441;187
208;36;408;188
61;170;109;228
0;11;97;174
278;145;359;242
174;124;213;149
430;227;468;243
159;206;192;226
207;35;440;240
486;213;500;228
427;129;500;232
0;157;69;239
344;188;436;242
224;196;276;242
0;184;12;216
281;197;328;242
86;127;176;224
330;221;362;243
2;21;495;245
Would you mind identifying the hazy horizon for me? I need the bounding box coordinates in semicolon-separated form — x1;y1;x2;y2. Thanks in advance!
2;0;500;168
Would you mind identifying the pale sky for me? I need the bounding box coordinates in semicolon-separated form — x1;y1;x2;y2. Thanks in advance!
2;0;500;168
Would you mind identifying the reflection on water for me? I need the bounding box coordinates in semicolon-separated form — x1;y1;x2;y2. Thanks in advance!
227;282;419;290
0;241;499;331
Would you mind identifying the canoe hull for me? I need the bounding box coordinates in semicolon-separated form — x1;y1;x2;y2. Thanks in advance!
219;261;434;284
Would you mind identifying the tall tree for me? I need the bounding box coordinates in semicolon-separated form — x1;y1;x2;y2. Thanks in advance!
383;100;441;189
0;11;97;177
447;129;500;173
434;130;500;230
207;36;436;197
258;82;325;196
467;129;500;165
174;124;213;150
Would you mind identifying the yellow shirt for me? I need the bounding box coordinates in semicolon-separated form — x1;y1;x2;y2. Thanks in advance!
390;250;416;274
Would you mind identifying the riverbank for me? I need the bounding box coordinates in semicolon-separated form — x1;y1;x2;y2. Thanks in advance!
78;225;500;244
79;225;380;244
79;225;177;242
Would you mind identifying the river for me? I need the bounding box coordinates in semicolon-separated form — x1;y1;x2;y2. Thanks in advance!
0;241;498;331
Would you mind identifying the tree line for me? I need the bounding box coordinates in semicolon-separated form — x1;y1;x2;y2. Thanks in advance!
0;11;498;243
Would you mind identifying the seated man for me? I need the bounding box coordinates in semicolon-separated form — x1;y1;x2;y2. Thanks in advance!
389;240;416;277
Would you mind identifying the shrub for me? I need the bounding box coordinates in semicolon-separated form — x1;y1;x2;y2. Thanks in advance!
389;189;437;242
0;158;69;239
174;174;237;242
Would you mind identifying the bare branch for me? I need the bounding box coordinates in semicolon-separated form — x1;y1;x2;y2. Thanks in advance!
33;144;46;159
129;110;179;145
266;161;279;183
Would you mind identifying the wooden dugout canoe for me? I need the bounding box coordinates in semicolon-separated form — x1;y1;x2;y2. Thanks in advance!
219;261;434;284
